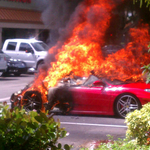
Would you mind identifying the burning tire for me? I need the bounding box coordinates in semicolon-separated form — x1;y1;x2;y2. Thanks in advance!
22;91;42;112
114;94;141;118
47;86;74;114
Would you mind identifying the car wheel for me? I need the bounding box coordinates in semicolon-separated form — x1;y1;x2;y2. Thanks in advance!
22;91;42;112
114;94;141;118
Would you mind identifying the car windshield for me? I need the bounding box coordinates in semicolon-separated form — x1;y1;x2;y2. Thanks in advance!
103;78;138;85
82;75;100;86
31;42;49;52
82;75;135;86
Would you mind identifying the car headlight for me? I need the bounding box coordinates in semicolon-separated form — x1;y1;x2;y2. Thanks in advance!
9;63;18;67
145;89;150;93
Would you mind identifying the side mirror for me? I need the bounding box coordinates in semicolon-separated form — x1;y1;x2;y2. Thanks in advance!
25;49;34;54
93;80;104;87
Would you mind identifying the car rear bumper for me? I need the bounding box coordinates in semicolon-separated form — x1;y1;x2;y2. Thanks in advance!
6;67;27;74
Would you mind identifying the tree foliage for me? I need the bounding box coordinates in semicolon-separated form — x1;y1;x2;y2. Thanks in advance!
133;0;150;8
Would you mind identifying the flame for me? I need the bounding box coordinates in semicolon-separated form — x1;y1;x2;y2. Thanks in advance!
32;0;115;89
97;24;150;81
25;0;150;109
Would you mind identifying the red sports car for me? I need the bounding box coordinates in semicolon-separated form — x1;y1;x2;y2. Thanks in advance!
10;75;150;118
68;75;150;118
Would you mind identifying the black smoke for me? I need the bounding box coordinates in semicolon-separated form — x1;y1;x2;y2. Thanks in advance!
41;0;83;47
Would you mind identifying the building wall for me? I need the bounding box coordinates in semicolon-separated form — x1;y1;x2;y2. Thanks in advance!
0;0;47;11
0;0;49;47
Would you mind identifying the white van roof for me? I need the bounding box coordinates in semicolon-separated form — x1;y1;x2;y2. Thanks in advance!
5;38;42;43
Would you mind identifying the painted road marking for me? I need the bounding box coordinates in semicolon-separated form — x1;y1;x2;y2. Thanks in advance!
61;122;127;128
0;97;10;101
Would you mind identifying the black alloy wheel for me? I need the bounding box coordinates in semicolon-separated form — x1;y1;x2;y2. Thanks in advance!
114;94;141;118
22;91;42;112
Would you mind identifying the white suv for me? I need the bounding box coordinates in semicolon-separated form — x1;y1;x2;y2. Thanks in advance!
2;39;49;71
0;51;7;72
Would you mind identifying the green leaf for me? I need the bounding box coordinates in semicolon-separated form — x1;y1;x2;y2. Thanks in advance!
40;112;49;122
27;122;37;129
21;121;27;127
15;118;22;124
34;116;43;123
40;128;46;136
35;129;41;138
64;144;70;150
58;143;62;149
61;130;67;138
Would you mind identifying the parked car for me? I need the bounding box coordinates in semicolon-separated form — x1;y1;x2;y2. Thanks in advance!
10;74;150;118
2;59;28;76
0;51;7;73
2;38;49;71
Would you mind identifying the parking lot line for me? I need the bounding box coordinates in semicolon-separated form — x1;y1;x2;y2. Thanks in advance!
61;122;127;128
0;97;10;101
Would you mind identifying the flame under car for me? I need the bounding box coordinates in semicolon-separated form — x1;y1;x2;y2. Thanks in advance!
10;75;150;118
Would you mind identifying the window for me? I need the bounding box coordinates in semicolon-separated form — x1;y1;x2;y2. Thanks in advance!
31;42;49;51
6;42;17;51
19;43;32;52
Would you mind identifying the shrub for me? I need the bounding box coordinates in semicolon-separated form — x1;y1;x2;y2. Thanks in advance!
125;102;150;145
0;103;71;150
141;44;150;84
80;135;150;150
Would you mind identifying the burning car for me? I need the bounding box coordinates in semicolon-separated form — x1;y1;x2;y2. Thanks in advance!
10;74;150;118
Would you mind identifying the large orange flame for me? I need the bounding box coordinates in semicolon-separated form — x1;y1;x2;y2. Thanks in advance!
32;0;114;87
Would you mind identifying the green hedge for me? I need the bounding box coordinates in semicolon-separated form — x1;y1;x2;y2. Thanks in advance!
0;104;71;150
125;102;150;145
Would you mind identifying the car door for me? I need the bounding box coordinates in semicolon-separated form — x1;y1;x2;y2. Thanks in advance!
71;83;110;113
17;42;36;68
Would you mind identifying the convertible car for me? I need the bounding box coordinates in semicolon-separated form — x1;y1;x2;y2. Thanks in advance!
10;75;150;118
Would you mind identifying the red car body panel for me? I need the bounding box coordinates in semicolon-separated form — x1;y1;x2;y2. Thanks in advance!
68;80;150;116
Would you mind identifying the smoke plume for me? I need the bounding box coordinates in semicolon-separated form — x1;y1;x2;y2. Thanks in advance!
41;0;83;47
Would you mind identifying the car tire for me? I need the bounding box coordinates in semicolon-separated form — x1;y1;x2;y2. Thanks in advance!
114;94;141;118
22;91;42;112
